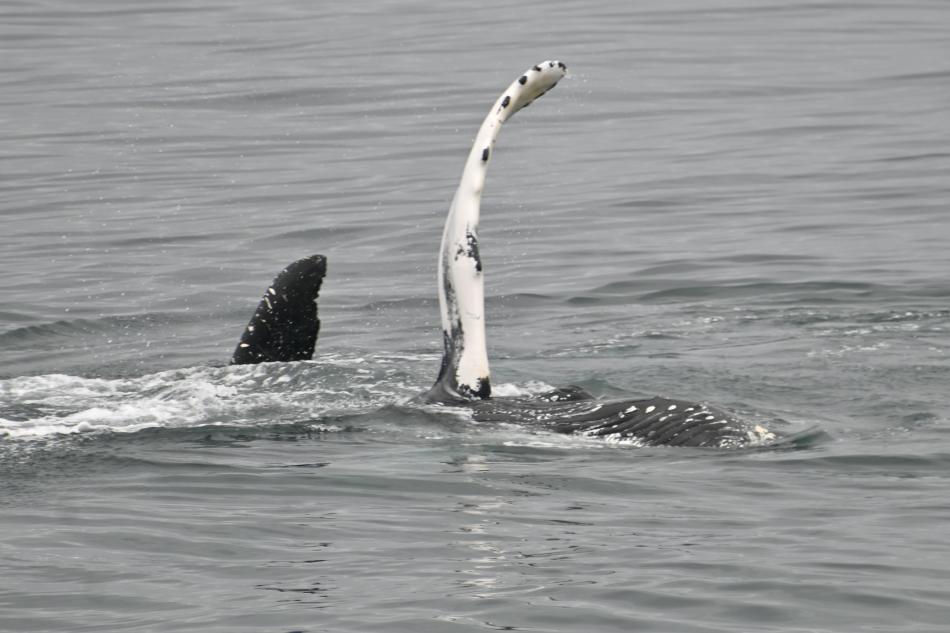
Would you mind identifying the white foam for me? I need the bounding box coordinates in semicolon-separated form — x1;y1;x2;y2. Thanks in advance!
1;369;243;439
0;357;415;441
490;380;556;398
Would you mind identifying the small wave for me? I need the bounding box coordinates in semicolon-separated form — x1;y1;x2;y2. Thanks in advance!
567;279;950;306
0;314;163;341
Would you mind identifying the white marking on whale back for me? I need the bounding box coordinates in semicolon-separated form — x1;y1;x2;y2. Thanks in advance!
435;61;567;399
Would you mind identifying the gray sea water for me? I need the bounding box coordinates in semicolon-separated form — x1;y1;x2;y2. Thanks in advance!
2;1;949;631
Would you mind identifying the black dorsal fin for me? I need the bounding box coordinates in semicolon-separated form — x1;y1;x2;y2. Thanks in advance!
231;255;327;365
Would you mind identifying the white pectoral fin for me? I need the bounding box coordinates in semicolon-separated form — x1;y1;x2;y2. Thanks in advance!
499;61;568;122
429;61;567;403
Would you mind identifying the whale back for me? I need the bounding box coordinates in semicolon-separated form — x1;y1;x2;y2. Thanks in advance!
468;395;779;448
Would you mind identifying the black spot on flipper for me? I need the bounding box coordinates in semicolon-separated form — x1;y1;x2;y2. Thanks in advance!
532;65;541;71
466;231;482;271
501;95;510;108
518;75;527;85
459;376;491;400
454;231;482;272
481;147;490;162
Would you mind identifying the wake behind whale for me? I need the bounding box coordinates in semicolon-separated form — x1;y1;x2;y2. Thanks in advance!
231;61;801;449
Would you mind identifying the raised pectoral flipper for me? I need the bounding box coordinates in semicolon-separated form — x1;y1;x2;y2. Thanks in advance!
428;61;567;402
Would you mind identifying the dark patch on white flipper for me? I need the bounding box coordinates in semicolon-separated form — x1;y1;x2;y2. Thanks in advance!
427;60;567;403
231;254;327;365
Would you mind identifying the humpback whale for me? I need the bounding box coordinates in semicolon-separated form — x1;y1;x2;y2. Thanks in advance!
232;61;784;448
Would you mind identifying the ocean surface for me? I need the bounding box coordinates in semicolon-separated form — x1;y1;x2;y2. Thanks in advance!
2;0;949;631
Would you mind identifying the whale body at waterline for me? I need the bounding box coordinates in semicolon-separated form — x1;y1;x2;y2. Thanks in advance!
231;61;808;449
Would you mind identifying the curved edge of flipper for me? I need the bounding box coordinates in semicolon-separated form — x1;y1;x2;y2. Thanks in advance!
230;254;327;365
